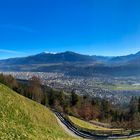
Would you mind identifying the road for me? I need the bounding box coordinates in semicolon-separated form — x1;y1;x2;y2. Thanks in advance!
53;110;140;140
53;110;112;139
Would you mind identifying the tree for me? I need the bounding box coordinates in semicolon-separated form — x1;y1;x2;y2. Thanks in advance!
48;89;56;106
129;97;138;120
70;90;79;106
129;97;139;129
0;74;18;89
79;101;93;120
28;76;43;103
100;99;110;121
138;97;140;113
16;83;26;96
58;90;65;106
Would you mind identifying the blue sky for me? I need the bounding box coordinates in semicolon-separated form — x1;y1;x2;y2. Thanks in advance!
0;0;140;59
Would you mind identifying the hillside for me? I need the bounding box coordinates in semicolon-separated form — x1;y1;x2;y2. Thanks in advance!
0;84;77;140
69;116;120;131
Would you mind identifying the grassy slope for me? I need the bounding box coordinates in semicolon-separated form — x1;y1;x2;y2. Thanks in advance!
69;116;114;131
0;84;77;140
130;138;140;140
69;116;140;139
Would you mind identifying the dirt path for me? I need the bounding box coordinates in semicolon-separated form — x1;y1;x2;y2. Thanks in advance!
54;114;84;139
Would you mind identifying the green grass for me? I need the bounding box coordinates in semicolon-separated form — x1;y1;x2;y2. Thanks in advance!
124;137;140;140
69;116;140;139
69;116;118;131
130;138;140;140
98;84;140;90
0;84;78;140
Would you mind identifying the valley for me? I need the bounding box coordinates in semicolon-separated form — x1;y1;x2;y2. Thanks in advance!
1;71;140;105
1;0;140;139
1;69;140;139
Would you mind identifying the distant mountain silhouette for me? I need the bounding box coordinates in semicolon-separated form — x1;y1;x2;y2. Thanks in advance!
0;51;96;65
108;51;140;65
0;51;140;76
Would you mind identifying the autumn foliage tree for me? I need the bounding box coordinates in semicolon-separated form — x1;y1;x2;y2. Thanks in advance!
0;74;18;89
28;76;43;103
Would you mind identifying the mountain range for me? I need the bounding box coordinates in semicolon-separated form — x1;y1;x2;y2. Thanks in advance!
0;51;140;76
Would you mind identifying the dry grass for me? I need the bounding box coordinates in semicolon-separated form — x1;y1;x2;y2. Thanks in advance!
0;84;78;140
69;116;119;131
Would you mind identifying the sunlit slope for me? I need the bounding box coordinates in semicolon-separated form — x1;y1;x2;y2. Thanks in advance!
0;84;76;140
69;116;120;131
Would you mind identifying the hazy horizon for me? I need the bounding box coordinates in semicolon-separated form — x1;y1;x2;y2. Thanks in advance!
0;50;140;60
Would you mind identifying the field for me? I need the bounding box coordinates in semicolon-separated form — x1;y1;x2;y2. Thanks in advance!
129;138;140;140
98;84;140;90
0;84;77;140
69;116;140;139
68;116;118;131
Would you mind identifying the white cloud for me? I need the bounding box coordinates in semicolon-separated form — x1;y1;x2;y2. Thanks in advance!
0;49;20;54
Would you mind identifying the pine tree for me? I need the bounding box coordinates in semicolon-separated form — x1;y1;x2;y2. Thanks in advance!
100;99;110;121
138;97;140;113
48;89;56;106
71;90;79;106
58;90;65;106
129;97;139;129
